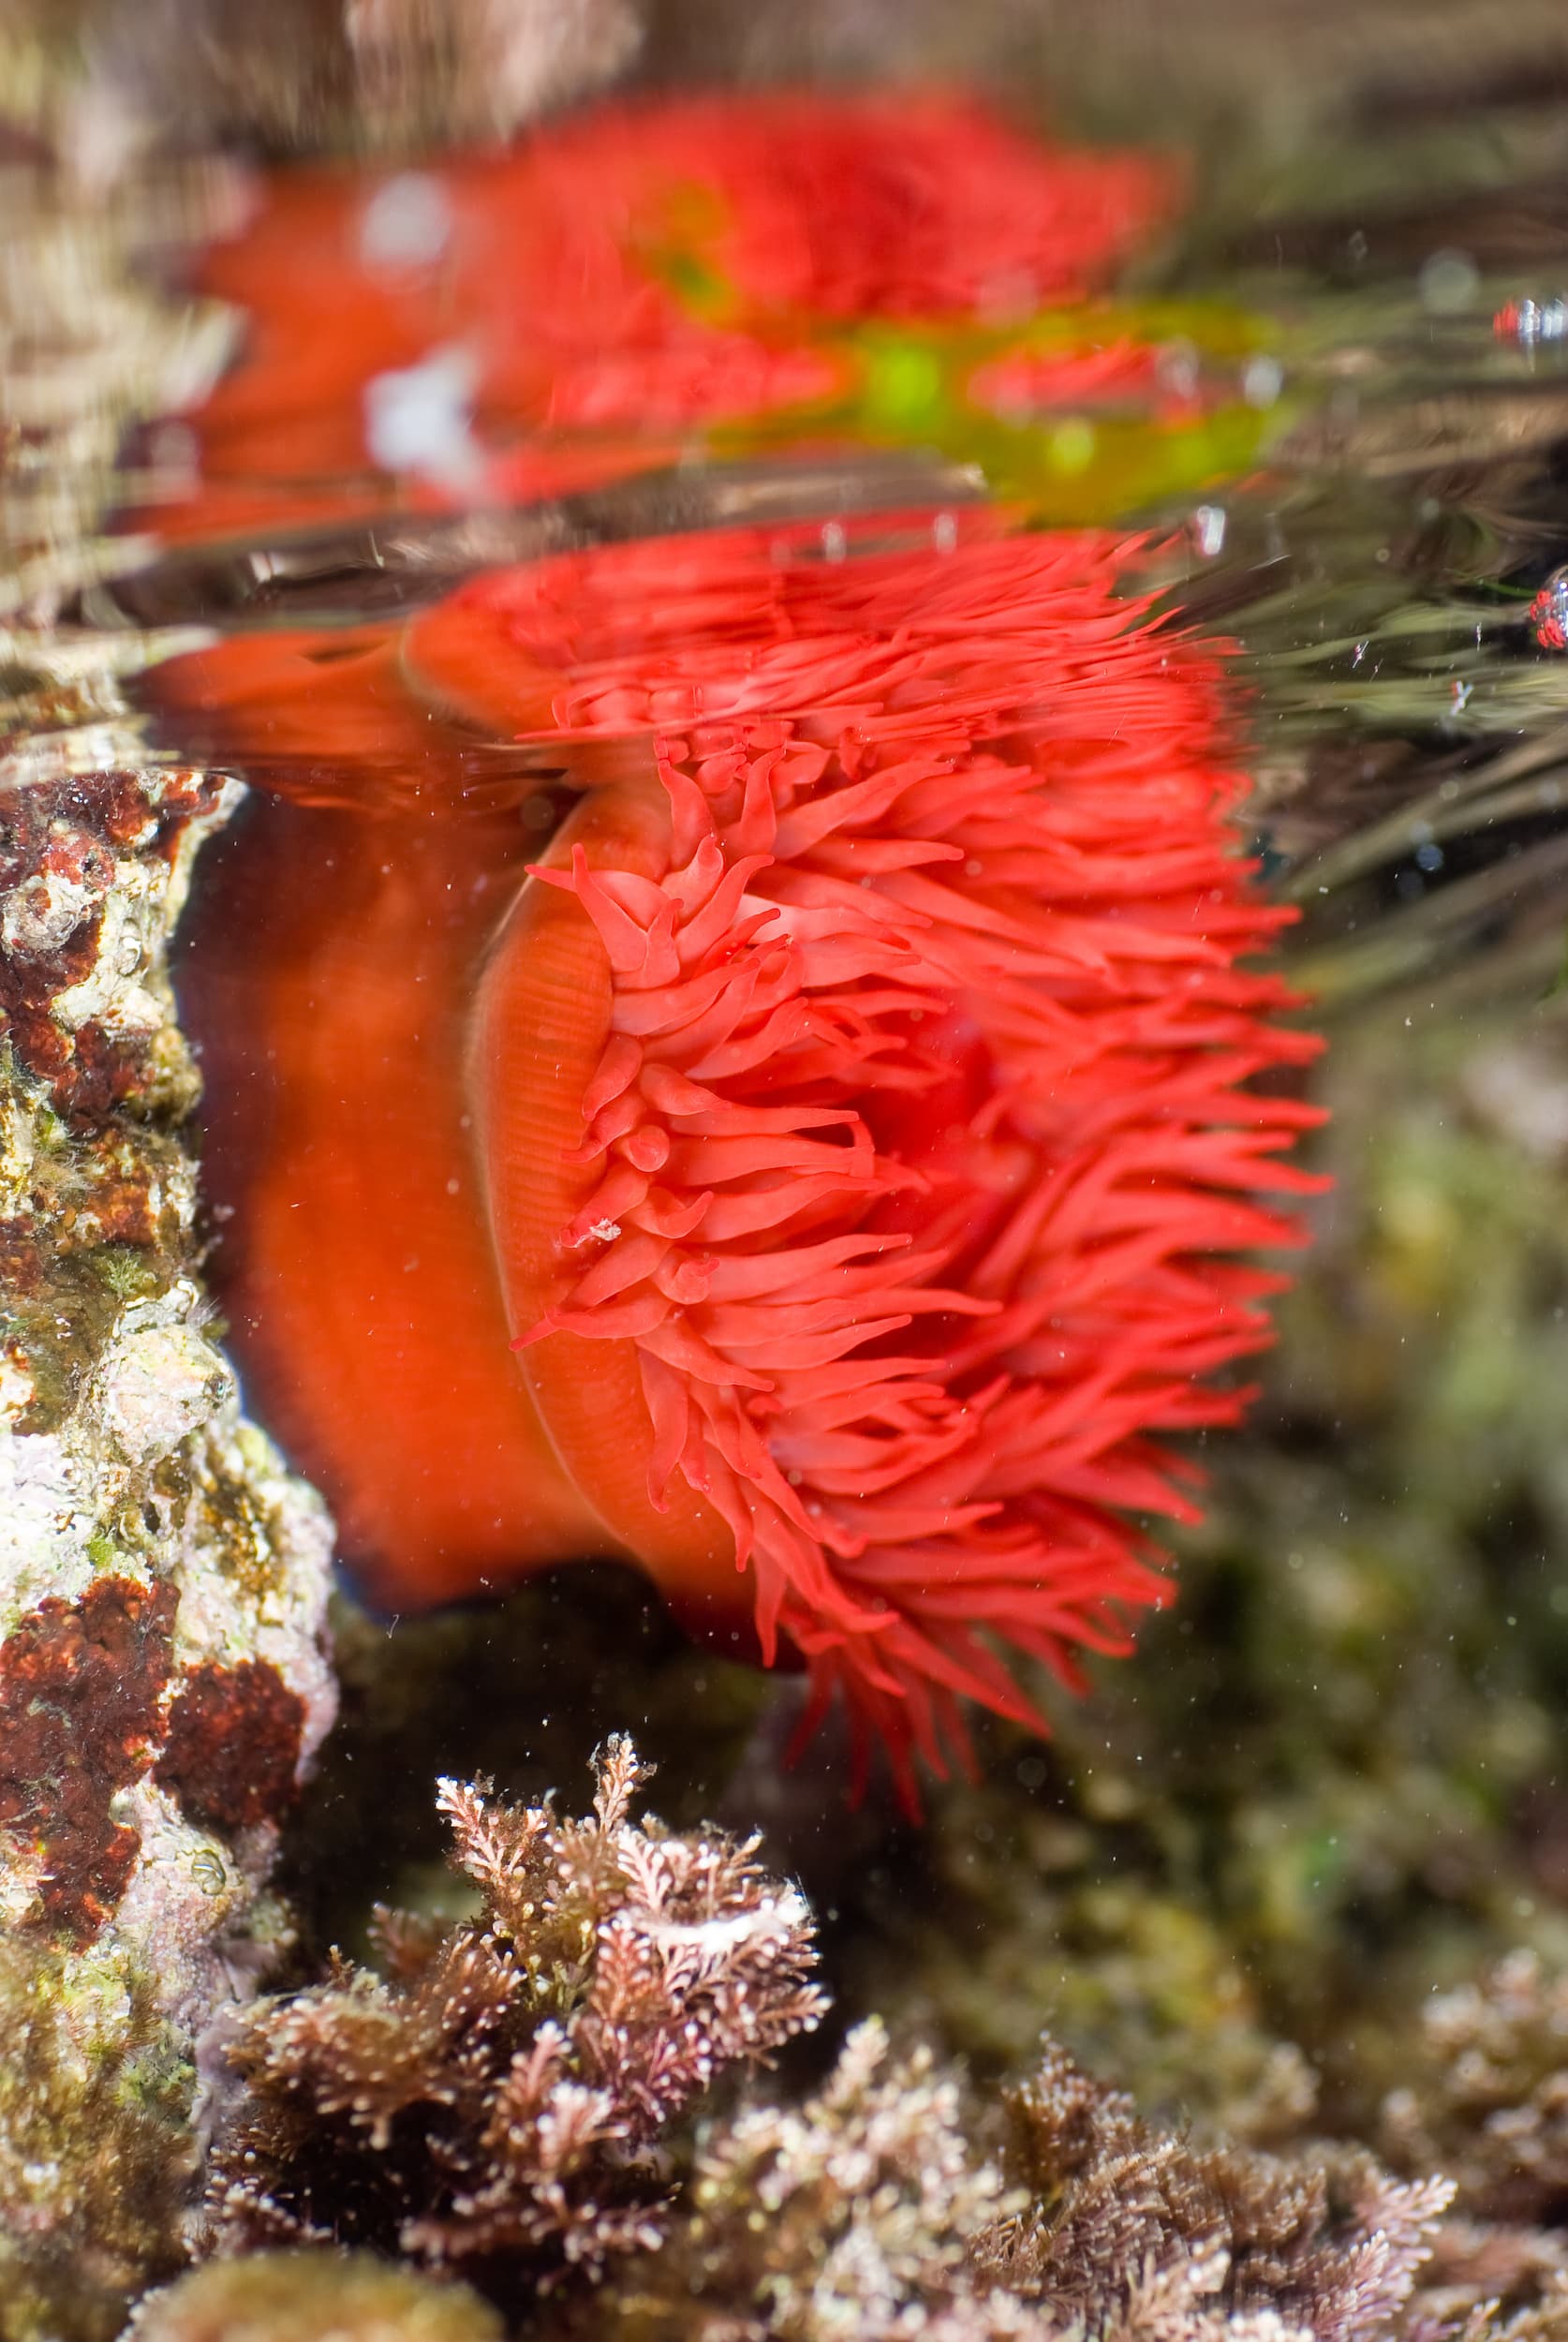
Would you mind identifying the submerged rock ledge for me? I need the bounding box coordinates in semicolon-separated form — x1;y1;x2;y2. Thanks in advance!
0;149;337;2342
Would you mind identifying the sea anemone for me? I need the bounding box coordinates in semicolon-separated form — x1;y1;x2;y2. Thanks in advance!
407;511;1322;1795
167;92;1176;539
149;83;1316;1799
169;508;1321;1803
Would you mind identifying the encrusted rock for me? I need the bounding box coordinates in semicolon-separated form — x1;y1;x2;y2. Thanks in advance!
0;733;337;2341
0;282;346;2324
126;2250;505;2342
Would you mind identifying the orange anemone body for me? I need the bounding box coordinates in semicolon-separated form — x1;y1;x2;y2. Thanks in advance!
165;618;613;1606
184;788;608;1608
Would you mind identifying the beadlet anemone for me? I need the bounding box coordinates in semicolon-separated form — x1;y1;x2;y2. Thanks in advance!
173;90;1175;539
170;510;1322;1801
155;91;1321;1799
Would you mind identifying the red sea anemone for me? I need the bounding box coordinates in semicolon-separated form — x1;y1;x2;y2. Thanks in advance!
170;510;1322;1802
151;90;1313;1800
166;93;1175;540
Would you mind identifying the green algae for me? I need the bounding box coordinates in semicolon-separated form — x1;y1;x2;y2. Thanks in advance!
0;1943;191;2342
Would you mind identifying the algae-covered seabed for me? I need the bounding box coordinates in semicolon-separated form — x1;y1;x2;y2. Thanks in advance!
10;3;1568;2336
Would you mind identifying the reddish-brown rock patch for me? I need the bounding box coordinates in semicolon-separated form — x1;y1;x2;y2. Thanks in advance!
0;767;219;1126
0;1575;179;1942
155;1658;305;1831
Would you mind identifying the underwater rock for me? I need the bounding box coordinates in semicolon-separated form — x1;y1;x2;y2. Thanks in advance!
0;146;336;2331
0;739;336;2340
126;2249;504;2342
